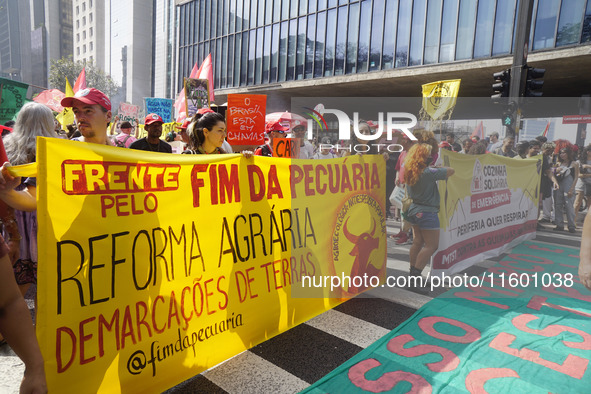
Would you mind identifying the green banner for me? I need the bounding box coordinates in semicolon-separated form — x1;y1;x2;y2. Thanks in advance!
304;241;591;393
0;77;29;124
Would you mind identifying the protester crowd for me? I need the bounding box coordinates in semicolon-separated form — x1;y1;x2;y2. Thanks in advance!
1;86;591;392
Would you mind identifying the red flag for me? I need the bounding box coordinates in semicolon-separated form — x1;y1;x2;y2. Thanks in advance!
471;121;484;139
197;54;215;104
73;67;87;93
33;89;65;112
174;61;203;120
541;121;550;137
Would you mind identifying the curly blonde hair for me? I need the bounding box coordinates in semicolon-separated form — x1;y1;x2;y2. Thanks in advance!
404;143;433;186
413;129;439;152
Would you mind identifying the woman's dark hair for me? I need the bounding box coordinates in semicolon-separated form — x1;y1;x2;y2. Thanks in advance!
188;112;226;148
579;144;591;161
516;141;529;158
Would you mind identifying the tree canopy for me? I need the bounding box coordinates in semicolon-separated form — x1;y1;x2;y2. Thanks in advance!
49;56;120;97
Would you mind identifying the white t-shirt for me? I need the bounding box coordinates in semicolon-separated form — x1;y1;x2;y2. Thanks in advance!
299;140;315;159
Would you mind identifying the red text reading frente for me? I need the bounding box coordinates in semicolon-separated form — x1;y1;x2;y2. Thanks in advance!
62;161;181;195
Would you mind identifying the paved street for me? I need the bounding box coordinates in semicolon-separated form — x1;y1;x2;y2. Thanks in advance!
0;217;583;393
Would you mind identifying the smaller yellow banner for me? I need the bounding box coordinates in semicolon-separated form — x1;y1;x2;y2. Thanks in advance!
421;79;461;120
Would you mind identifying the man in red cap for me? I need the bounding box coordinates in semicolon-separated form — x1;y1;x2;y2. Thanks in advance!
129;114;172;153
255;121;289;156
60;88;113;145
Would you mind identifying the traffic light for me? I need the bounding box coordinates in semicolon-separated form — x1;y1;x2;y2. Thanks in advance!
524;65;545;97
492;69;511;99
502;109;515;127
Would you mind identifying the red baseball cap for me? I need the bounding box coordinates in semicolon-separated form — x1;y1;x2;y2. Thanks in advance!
175;119;191;130
265;121;289;133
61;88;111;111
197;108;215;115
145;113;164;125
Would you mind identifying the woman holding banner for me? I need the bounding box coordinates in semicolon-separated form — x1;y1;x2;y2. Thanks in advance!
183;112;252;157
404;143;454;293
183;112;229;154
2;103;56;300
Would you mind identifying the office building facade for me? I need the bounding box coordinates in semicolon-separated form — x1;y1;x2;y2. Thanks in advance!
175;0;591;109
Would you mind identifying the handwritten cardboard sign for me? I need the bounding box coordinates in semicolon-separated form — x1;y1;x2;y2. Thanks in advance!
118;102;140;126
272;138;301;158
184;78;210;117
227;94;266;145
145;98;174;123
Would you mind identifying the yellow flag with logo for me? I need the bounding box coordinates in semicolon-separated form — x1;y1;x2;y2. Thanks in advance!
56;78;74;128
421;79;461;120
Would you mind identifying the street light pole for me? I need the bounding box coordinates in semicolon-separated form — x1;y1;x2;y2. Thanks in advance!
508;0;535;139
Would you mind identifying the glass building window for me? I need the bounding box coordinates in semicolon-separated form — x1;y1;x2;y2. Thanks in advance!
265;0;273;24
582;0;591;42
357;0;371;73
255;28;263;84
211;0;218;38
315;11;326;77
533;0;560;50
241;31;249;85
296;17;306;79
258;0;266;26
424;0;442;65
456;0;477;60
236;0;243;31
474;0;495;57
222;36;228;87
395;0;412;67
227;35;235;86
219;0;226;36
271;23;280;81
205;0;211;40
492;0;517;56
215;39;221;89
439;0;458;62
409;0;427;66
234;33;242;85
263;26;272;82
229;0;236;33
287;19;297;80
346;3;359;74
556;0;586;46
273;0;281;22
325;8;336;76
334;6;347;75
278;21;288;81
306;14;316;79
248;30;256;84
282;0;290;20
250;0;258;29
369;0;386;71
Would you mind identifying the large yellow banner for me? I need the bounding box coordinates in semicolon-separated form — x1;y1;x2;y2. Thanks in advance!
33;138;386;393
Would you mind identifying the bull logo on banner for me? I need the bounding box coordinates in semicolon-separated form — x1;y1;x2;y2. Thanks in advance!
342;217;380;294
